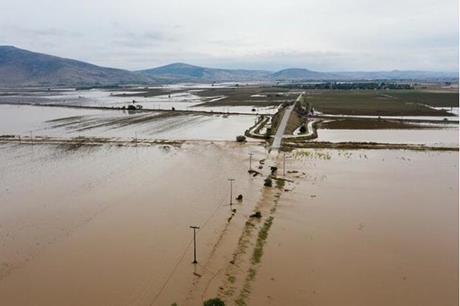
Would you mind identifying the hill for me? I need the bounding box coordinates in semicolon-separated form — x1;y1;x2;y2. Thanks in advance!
271;68;339;80
0;46;153;87
0;46;457;86
138;63;271;82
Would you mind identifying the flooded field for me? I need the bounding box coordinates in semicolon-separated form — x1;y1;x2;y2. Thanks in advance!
0;86;458;306
250;149;458;306
315;127;459;147
0;142;266;305
0;105;257;141
1;141;457;306
0;86;279;115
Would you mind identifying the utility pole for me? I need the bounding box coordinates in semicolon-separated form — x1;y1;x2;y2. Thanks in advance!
228;178;235;206
248;153;254;171
283;152;286;176
190;226;200;264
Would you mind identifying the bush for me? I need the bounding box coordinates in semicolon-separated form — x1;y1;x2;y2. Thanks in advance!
299;125;307;134
265;127;272;139
264;177;272;187
203;297;225;306
236;135;246;142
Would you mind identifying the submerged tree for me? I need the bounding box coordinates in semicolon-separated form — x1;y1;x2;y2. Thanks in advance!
203;298;225;306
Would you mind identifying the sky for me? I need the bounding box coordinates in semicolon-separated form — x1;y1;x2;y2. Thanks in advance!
0;0;458;72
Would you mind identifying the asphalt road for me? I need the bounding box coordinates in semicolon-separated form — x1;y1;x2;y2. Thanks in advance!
271;93;303;150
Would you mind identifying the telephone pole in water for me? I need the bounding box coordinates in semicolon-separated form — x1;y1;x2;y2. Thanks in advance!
190;226;200;264
228;178;235;206
248;153;254;171
283;152;286;176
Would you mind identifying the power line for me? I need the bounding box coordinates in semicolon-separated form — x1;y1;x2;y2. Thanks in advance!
144;192;228;306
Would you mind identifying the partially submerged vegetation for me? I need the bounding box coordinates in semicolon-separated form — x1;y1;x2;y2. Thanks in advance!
285;141;459;151
0;135;184;148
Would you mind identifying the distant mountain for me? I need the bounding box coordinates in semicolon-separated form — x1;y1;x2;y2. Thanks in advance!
271;68;339;81
138;63;271;82
0;46;153;87
0;46;457;87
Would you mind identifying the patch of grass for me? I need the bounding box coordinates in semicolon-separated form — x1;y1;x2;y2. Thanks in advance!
251;216;274;265
294;150;331;160
275;178;285;190
228;275;236;284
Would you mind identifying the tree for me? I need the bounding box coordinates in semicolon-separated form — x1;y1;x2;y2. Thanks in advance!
299;125;307;134
203;298;225;306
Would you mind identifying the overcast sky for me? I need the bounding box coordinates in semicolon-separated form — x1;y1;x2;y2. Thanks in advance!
0;0;458;71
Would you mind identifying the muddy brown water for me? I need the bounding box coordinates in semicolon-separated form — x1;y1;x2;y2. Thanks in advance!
0;104;257;141
249;149;458;306
0;142;457;306
315;128;459;147
0;142;267;305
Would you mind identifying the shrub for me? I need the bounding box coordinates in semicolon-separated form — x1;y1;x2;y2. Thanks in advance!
265;127;272;139
236;135;246;142
203;297;225;306
264;178;272;187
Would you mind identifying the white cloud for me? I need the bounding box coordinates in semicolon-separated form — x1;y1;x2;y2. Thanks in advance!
0;0;458;71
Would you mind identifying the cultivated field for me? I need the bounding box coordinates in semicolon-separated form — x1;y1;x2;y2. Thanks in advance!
304;90;458;116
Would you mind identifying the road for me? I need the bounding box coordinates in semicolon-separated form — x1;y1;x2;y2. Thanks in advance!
271;92;303;151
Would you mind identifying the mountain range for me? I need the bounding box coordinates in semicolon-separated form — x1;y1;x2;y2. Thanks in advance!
0;46;457;87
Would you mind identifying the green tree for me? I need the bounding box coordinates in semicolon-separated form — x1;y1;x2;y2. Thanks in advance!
203;297;225;306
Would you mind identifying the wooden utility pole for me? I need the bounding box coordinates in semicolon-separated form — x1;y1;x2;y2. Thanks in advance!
228;178;235;206
190;226;200;264
283;152;286;176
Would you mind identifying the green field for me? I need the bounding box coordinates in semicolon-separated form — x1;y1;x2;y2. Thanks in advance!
304;90;458;116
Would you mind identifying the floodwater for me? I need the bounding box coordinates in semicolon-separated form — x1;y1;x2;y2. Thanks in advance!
0;87;278;114
318;113;459;122
433;107;459;116
316;127;459;147
250;149;458;306
1;87;458;306
0;104;257;141
0;142;267;306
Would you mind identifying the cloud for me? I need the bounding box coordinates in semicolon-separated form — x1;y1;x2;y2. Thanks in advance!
0;0;457;71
